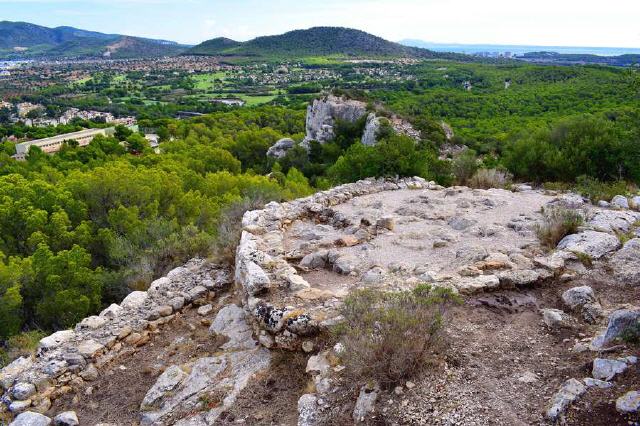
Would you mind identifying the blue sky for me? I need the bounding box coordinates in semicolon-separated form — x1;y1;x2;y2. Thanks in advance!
1;0;639;48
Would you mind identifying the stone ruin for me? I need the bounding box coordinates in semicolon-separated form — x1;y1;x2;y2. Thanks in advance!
2;177;640;425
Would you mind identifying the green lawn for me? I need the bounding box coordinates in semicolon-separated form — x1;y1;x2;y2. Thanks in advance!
192;72;229;90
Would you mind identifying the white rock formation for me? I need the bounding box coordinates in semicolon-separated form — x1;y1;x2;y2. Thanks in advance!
302;95;368;147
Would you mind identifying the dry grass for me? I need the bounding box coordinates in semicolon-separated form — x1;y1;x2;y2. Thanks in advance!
468;168;513;189
333;285;460;388
535;207;583;249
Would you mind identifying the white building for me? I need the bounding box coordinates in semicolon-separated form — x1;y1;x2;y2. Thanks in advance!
13;127;115;160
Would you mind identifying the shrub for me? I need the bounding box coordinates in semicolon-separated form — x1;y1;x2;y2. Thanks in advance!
535;207;584;249
213;196;267;265
451;150;478;185
334;285;460;388
468;168;512;189
619;322;640;345
574;176;630;203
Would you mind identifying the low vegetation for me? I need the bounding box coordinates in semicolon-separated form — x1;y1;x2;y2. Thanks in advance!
467;168;512;190
535;207;584;249
334;285;460;388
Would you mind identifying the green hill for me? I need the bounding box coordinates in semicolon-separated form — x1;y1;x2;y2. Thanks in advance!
188;27;454;59
0;21;188;59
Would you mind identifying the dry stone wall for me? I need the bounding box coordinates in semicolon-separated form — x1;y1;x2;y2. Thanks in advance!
0;259;232;421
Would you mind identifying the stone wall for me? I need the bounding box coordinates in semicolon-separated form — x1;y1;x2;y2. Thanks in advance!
235;176;433;350
0;259;231;419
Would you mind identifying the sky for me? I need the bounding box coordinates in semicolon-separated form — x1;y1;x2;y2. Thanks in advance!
1;0;639;48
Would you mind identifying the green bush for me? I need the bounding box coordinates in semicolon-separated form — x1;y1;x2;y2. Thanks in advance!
334;285;460;388
451;150;478;185
535;207;584;249
504;115;640;183
574;176;631;203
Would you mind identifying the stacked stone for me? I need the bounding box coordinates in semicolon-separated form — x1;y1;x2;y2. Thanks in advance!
0;259;231;421
235;177;434;350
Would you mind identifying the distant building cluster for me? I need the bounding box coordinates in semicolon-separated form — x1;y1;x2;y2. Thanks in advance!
1;101;137;128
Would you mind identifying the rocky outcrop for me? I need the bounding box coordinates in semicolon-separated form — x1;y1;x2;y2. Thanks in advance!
302;95;368;147
301;95;421;149
361;113;380;146
266;138;296;158
140;304;270;425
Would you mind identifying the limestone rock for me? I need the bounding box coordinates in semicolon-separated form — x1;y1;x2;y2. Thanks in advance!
557;231;620;259
38;330;75;352
120;291;148;310
541;308;573;329
77;340;104;359
353;383;379;422
9;411;52;426
611;238;640;286
587;210;640;234
546;378;586;421
13;382;36;400
244;261;271;296
362;267;387;284
99;304;123;319
592;309;640;349
302;96;367;147
561;286;602;322
611;195;629;209
455;275;500;294
140;365;188;410
76;315;107;330
298;394;320;426
209;304;256;350
197;304;213;316
9;399;32;414
361;113;381;146
616;391;640;414
267;138;296;158
53;411;79;426
583;378;613;389
1;356;33;390
592;358;628;381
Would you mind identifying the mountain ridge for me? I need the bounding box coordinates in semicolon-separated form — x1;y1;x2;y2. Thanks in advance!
188;27;458;59
0;21;189;59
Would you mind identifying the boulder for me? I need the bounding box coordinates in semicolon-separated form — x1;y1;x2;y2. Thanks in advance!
9;412;52;426
298;394;320;426
99;303;123;319
38;330;75;352
616;391;640;414
266;138;296;158
77;340;104;359
120;291;148;310
546;378;586;421
592;358;628;381
12;382;36;400
243;261;271;296
561;286;602;323
611;195;629;209
209;304;256;350
541;308;573;329
353;383;379;422
557;231;620;259
611;238;640;286
631;196;640;211
591;309;640;349
1;356;34;390
53;411;79;426
587;210;640;234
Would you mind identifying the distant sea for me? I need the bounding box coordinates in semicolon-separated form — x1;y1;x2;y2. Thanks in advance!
400;40;640;57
